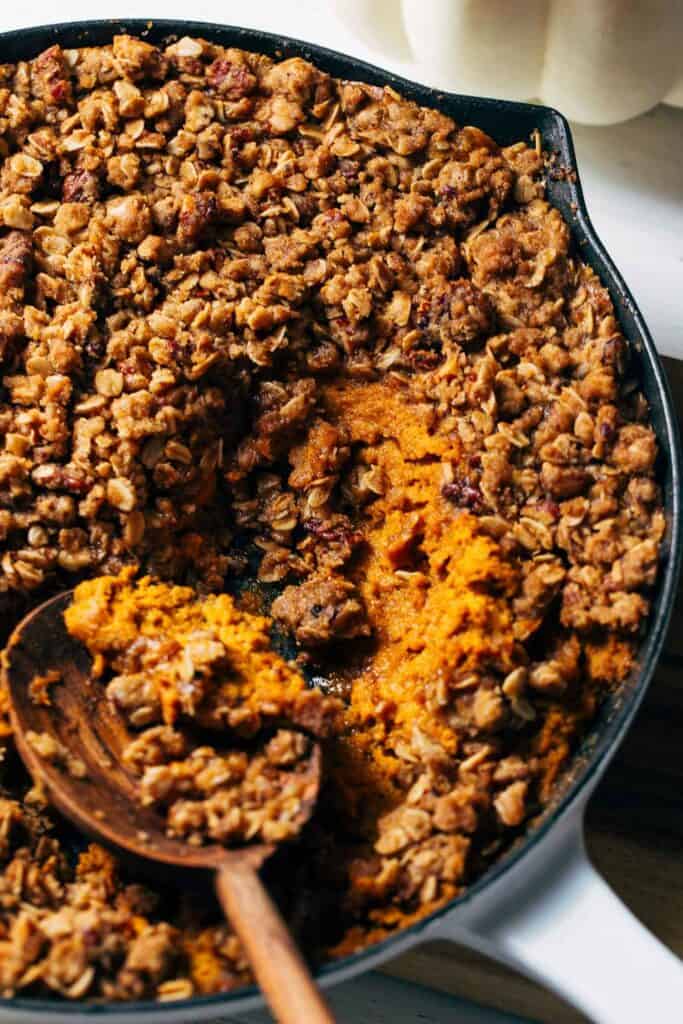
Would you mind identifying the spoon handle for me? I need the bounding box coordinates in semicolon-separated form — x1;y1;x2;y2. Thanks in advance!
215;861;336;1024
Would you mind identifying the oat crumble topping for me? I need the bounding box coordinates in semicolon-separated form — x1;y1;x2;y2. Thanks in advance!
0;33;664;1002
25;729;87;779
64;571;338;847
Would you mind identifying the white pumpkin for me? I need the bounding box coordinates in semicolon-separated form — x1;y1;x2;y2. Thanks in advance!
333;0;683;125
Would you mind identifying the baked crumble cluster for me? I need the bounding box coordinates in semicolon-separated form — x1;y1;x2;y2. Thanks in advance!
0;33;663;1002
63;571;339;849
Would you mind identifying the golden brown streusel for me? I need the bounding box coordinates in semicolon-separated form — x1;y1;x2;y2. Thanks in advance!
28;668;61;706
26;729;87;779
64;571;339;847
0;32;664;1002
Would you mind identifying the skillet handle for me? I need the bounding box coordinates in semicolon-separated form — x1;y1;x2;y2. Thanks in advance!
434;822;683;1023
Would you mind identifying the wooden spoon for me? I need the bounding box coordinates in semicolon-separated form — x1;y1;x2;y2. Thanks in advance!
2;590;335;1024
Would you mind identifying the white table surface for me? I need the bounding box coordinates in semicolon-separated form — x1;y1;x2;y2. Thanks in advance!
0;4;680;1022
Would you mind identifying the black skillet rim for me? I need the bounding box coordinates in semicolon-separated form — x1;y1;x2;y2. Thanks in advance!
0;18;680;1017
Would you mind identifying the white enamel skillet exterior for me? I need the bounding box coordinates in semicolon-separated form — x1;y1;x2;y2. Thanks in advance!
0;19;681;1024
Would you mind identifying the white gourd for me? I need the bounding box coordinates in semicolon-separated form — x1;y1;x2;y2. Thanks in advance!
333;0;683;125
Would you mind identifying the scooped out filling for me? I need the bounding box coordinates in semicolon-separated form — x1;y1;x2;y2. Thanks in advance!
65;571;339;847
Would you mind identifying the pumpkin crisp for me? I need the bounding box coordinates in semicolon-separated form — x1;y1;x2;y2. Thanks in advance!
64;570;339;737
65;571;340;846
0;31;663;1003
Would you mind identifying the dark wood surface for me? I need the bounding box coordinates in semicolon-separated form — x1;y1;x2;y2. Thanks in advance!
379;356;683;1023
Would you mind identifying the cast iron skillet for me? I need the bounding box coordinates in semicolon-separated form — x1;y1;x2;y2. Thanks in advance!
0;19;680;1024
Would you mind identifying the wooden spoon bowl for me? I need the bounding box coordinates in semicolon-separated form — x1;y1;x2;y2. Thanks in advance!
3;590;334;1024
